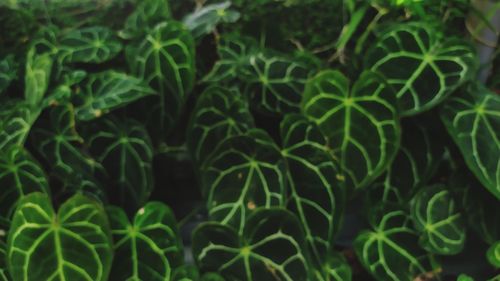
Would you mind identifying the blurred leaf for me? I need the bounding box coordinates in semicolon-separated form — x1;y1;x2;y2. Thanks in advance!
183;1;240;40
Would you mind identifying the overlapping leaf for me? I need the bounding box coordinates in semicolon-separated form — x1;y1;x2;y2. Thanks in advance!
0;101;32;151
119;0;171;40
84;117;154;212
365;22;477;115
58;26;122;64
7;192;113;281
302;70;400;190
183;1;240;40
126;21;195;135
42;70;87;108
107;202;183;280
280;114;344;265
0;55;17;94
24;49;52;106
0;146;49;220
73;70;155;121
410;184;465;255
312;252;351;281
441;84;500;199
354;208;434;281
202;130;286;233
240;52;311;115
187;86;254;167
193;208;309;281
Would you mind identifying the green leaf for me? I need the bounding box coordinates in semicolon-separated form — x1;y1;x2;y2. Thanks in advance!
410;184;466;255
0;101;32;151
107;202;183;280
186;86;254;167
0;55;17;94
240;52;312;115
183;1;240;40
42;70;87;108
487;241;500;268
73;70;155;121
7;192;113;281
0;145;49;220
84;117;154;212
58;26;122;64
119;0;171;40
24;48;52;106
126;21;195;135
192;208;309;281
202;130;286;234
365;22;477;116
302;70;400;190
202;34;258;84
354;208;433;281
441;84;500;199
172;265;200;281
458;274;475;281
0;239;9;281
312;252;351;281
280;114;344;265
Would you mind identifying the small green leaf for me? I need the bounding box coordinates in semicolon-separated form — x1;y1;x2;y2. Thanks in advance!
119;0;171;40
59;26;122;64
487;241;500;268
0;100;32;151
458;274;475;281
302;70;400;190
0;145;49;220
203;130;286;234
354;208;434;281
410;184;466;255
0;55;17;95
366;22;477;115
24;48;52;106
73;70;155;121
313;252;351;281
441;84;500;199
192;208;309;281
84;117;154;212
107;202;183;280
7;192;113;281
183;1;240;40
42;70;87;108
186;86;254;167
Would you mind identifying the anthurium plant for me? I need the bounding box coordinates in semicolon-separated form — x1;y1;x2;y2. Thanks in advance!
0;0;498;280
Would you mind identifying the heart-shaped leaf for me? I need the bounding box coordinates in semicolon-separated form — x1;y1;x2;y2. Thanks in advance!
302;70;400;190
410;184;466;255
203;130;286;234
0;55;17;94
441;84;500;199
84;117;154;212
0;101;32;151
126;21;195;135
0;145;49;219
186;86;254;167
280;114;344;265
107;202;183;280
119;0;171;40
58;26;122;64
192;208;309;281
354;208;434;281
7;192;113;281
73;70;155;121
365;22;477;116
24;48;52;106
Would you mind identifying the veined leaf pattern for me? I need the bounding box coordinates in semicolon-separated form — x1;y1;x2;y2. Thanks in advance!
302;70;400;190
119;0;171;40
107;202;183;280
203;130;285;234
0;239;9;281
187;86;254;167
0;101;31;152
74;70;155;121
0;146;49;220
192;208;309;281
365;22;477;116
0;55;17;94
312;252;351;281
280;114;344;265
24;49;52;106
183;1;240;40
7;192;113;281
441;84;500;199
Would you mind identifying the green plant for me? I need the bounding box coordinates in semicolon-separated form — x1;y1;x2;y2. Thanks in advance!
0;0;498;281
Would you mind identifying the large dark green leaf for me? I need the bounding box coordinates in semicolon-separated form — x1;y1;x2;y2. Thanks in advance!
302;70;400;190
240;52;312;115
186;86;254;167
119;0;171;40
354;208;434;281
58;26;122;64
365;22;477;116
192;208;309;281
441;84;500;199
73;70;155;121
84;117;154;212
202;130;286;234
0;55;17;94
107;202;183;280
0;146;49;220
280;114;344;265
0;101;31;152
24;48;52;106
7;192;113;281
410;184;466;255
126;21;195;135
183;1;240;40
